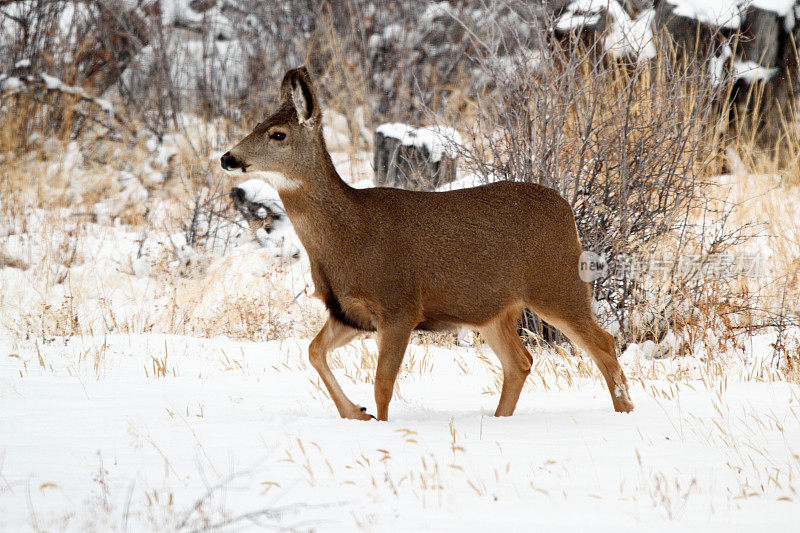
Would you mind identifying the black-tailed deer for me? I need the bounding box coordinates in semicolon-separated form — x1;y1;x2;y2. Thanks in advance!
221;67;634;421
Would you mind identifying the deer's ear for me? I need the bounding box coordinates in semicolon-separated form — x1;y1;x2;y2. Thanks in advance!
280;67;320;128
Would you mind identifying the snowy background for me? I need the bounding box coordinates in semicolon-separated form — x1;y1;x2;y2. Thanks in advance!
1;0;800;531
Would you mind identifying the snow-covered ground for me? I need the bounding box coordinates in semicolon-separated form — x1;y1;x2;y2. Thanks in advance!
1;332;798;531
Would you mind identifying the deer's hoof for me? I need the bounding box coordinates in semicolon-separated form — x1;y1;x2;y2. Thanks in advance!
613;397;635;413
612;382;634;413
359;406;377;420
342;406;375;421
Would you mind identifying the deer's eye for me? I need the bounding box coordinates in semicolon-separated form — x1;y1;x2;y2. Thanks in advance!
269;131;286;141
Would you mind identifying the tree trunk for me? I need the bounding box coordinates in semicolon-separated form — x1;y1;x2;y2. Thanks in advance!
374;126;457;190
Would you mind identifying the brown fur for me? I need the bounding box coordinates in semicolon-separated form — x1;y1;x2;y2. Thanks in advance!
222;67;634;421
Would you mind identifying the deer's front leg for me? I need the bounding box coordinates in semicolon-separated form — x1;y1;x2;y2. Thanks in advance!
374;324;413;421
308;316;372;420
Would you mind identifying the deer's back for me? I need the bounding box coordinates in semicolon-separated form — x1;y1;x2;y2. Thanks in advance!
355;180;580;261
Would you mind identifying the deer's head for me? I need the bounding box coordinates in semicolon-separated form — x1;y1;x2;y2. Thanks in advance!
221;67;323;191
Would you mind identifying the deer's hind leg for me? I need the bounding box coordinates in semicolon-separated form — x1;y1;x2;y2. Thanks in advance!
309;315;372;420
532;303;634;413
478;308;533;417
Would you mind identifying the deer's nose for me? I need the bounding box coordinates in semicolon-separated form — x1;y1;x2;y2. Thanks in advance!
220;152;242;171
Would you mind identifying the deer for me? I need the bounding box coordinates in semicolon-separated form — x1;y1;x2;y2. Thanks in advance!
221;67;634;421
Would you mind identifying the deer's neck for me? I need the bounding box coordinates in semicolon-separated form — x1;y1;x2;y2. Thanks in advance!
277;153;360;258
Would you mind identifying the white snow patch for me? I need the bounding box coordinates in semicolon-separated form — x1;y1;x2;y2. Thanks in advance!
35;73;115;114
41;72;75;93
435;174;484;192
708;45;733;86
605;8;656;60
93;97;114;115
382;23;404;42
376;123;462;162
235;178;283;206
666;0;742;28
748;0;796;16
421;1;452;24
554;2;655;60
555;13;602;31
118;171;149;205
130;255;151;278
623;339;662;361
0;75;22;90
457;327;474;346
732;59;779;82
666;0;796;28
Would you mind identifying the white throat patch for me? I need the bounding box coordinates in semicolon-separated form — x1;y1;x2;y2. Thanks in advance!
257;171;300;192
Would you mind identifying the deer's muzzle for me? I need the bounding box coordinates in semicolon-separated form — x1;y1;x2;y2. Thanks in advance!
221;152;245;171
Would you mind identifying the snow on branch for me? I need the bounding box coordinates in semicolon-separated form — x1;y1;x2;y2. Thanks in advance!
0;71;124;132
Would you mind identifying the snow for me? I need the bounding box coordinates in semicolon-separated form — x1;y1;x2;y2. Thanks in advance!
376;122;416;143
1;71;113;114
421;2;452;24
666;0;797;29
376;123;463;162
0;75;22;90
118;171;149;205
732;59;778;82
41;73;75;93
707;52;779;86
235;178;283;206
46;141;83;179
554;0;797;62
554;0;606;30
561;0;614;14
555;1;656;61
94;97;114;115
0;332;798;530
708;46;733;86
382;23;404;43
666;0;742;28
605;8;657;60
130;255;150;278
435;173;484;191
555;13;602;31
748;0;796;16
33;73;115;114
157;0;233;35
0;2;88;54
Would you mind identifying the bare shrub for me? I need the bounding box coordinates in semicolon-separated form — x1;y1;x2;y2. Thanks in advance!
451;13;749;344
167;157;241;276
